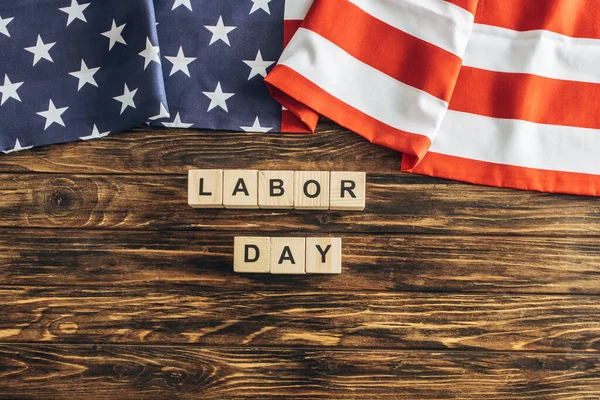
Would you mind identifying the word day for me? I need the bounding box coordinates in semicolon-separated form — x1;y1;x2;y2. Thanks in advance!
188;169;366;210
234;237;342;275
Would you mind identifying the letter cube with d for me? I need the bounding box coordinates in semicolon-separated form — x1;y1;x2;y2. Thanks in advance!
234;237;271;273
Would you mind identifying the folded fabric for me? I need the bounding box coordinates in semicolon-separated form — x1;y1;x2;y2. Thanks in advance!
265;0;600;196
0;0;168;154
150;0;312;133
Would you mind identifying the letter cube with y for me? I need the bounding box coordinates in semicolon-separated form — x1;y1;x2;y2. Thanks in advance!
234;237;271;273
259;170;294;209
294;171;330;210
271;237;306;274
223;170;259;209
330;172;366;210
188;169;224;208
306;237;342;274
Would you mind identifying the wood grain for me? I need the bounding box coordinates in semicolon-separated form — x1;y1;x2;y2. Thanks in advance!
1;229;599;294
1;173;599;234
0;345;599;399
2;287;600;352
0;122;404;175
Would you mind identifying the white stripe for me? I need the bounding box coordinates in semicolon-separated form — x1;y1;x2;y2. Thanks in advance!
346;0;474;57
430;111;600;175
278;28;449;140
463;24;600;84
284;0;313;20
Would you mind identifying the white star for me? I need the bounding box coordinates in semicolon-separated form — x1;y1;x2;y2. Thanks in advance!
202;82;235;112
113;84;137;114
3;139;33;154
172;0;192;11
250;0;272;14
37;99;69;130
138;37;160;70
101;19;126;50
59;0;90;26
0;15;14;37
0;74;24;105
242;50;275;80
149;103;170;121
25;35;56;66
161;112;194;128
240;117;273;133
165;46;196;77
204;16;236;46
69;60;100;91
80;124;110;141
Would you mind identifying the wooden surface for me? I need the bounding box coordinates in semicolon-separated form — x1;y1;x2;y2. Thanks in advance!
1;120;599;399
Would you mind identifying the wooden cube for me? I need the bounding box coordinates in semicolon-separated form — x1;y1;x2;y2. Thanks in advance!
294;171;330;210
271;237;306;274
330;172;366;211
188;169;224;208
223;169;259;209
258;170;294;209
306;237;342;274
234;237;271;273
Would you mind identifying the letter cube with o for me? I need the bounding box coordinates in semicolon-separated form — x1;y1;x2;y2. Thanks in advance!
188;169;224;208
271;237;306;274
330;172;366;211
258;170;294;209
223;170;259;209
234;237;271;273
294;171;330;210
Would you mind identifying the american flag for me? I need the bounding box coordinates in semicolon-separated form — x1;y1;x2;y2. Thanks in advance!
266;0;600;196
151;0;312;133
0;0;168;154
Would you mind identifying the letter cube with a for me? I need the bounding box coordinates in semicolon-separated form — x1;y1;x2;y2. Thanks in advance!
188;169;224;208
258;170;294;209
271;237;306;274
294;171;330;210
223;169;259;209
330;172;366;210
306;237;342;274
234;237;271;273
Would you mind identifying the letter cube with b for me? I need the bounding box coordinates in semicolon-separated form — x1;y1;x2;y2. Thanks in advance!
234;237;271;273
259;170;294;209
223;170;259;209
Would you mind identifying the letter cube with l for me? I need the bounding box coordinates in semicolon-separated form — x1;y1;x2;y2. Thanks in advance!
294;171;330;210
330;172;366;210
223;170;259;209
188;169;224;208
234;237;271;273
259;170;294;209
306;237;342;274
271;237;306;274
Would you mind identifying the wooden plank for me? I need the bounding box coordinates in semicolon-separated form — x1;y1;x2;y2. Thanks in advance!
0;345;599;399
0;122;405;175
2;287;600;352
1;173;599;235
1;229;599;294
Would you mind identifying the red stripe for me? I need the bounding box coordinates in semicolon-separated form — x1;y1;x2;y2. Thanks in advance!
281;109;313;133
265;65;432;157
283;20;303;47
449;67;600;129
301;0;462;103
475;0;600;39
403;151;600;196
445;0;478;14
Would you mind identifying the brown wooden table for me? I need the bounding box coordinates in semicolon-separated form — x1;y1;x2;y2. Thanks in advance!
1;120;599;399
